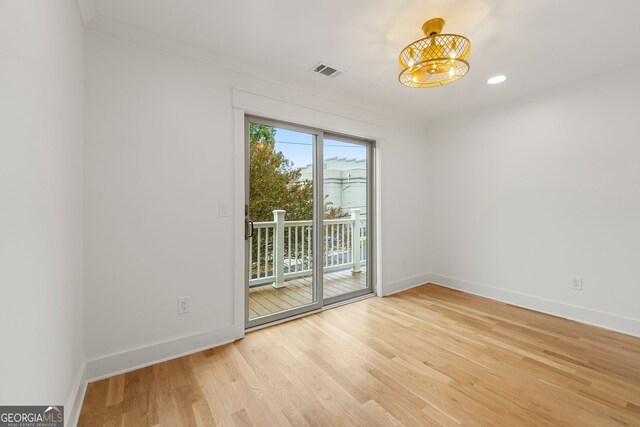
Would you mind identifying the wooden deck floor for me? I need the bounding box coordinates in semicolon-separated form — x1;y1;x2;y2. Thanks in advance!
79;284;640;426
249;268;366;319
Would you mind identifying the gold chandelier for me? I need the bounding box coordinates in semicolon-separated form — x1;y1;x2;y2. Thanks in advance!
398;18;470;88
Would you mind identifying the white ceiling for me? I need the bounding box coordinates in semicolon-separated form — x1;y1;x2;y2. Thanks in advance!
91;0;640;122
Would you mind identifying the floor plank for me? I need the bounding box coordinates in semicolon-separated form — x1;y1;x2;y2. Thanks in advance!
79;284;640;426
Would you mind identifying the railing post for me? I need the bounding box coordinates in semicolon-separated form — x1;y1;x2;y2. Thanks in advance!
273;210;286;288
350;208;362;273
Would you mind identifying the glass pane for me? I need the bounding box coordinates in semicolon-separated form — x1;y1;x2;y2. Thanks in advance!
322;137;368;300
248;123;315;321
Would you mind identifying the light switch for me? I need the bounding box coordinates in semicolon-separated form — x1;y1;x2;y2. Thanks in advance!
219;202;229;217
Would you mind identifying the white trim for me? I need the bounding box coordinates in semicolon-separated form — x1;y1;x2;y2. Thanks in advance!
85;325;239;381
383;273;433;296
233;108;247;338
65;362;87;427
384;272;640;338
428;273;640;338
232;88;387;141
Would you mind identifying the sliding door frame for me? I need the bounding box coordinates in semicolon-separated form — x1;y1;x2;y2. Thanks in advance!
244;115;375;328
322;131;376;306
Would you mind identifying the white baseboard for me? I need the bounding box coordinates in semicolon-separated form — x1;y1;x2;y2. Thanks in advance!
86;324;243;381
383;273;433;296
80;273;639;393
429;273;640;337
66;362;87;427
383;272;640;338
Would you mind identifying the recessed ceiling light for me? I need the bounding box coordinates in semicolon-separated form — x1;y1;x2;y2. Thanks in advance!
487;75;507;85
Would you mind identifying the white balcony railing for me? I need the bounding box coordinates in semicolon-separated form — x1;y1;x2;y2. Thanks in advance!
249;209;366;288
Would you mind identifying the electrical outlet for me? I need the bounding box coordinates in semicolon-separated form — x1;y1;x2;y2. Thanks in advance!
570;277;582;291
178;296;191;314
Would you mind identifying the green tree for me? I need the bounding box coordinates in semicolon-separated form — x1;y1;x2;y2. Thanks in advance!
249;124;313;222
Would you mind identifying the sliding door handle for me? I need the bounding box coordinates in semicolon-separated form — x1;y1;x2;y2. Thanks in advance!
245;219;254;240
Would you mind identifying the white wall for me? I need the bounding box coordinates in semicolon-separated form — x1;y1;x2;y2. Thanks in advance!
424;74;640;335
0;0;85;419
84;30;429;376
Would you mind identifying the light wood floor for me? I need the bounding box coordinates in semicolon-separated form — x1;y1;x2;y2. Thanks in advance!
78;284;640;426
249;269;367;318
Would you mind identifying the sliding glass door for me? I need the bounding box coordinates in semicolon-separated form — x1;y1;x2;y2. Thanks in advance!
245;117;374;328
322;134;372;304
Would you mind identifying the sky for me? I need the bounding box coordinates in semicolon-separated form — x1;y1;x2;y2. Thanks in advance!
274;128;366;169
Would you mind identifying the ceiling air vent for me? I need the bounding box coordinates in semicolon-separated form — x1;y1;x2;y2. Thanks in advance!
312;62;341;78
